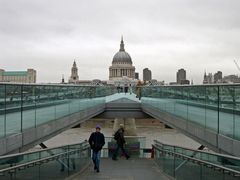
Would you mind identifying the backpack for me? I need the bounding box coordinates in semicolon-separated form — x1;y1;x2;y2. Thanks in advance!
114;130;120;140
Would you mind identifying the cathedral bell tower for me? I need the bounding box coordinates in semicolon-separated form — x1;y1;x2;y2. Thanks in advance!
69;60;79;83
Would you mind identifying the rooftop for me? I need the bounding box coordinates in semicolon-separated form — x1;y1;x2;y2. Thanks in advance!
1;71;28;76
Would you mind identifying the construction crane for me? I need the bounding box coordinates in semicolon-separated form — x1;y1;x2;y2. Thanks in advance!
234;60;240;73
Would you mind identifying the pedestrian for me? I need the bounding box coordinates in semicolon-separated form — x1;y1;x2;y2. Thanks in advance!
112;124;130;160
88;125;105;172
124;84;128;94
117;84;120;93
129;84;132;94
136;81;142;100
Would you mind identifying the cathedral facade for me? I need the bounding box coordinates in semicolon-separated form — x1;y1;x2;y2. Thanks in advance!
109;37;135;81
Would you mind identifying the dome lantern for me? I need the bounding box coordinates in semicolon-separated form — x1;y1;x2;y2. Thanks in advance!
120;36;125;51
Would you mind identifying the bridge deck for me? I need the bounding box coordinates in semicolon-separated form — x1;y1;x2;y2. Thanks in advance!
71;158;170;180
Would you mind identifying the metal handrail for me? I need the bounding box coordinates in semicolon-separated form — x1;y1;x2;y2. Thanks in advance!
0;145;90;176
105;136;146;138
0;141;89;160
0;82;115;87
153;140;240;161
142;83;240;88
3;81;240;87
153;144;240;177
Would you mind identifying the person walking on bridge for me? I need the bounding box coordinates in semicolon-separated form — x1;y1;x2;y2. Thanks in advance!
112;124;130;160
136;80;142;100
124;84;128;94
129;83;132;94
88;125;105;172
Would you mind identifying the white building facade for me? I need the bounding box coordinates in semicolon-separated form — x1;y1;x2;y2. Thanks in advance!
0;69;36;83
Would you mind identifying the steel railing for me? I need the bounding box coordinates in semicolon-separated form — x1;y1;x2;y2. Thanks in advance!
153;140;240;178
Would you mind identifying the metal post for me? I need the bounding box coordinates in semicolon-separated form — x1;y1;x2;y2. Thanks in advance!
173;146;176;178
217;86;220;134
4;84;6;137
233;86;236;139
34;85;37;128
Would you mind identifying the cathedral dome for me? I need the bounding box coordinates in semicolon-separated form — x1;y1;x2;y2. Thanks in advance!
112;37;132;64
112;51;132;64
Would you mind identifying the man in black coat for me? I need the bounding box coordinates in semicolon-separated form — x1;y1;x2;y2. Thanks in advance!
112;124;130;160
88;125;105;172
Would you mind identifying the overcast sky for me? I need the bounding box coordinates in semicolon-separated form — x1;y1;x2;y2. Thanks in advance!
1;0;240;84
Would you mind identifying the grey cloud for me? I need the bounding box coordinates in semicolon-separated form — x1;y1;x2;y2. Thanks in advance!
1;0;240;83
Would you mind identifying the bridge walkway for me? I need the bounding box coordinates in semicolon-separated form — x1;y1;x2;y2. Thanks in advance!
70;158;170;180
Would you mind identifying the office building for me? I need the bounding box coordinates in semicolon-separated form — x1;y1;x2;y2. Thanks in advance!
176;69;186;84
143;68;152;81
214;71;223;83
0;69;36;83
135;72;139;80
223;75;240;83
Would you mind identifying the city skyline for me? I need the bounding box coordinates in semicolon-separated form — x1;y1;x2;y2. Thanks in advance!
1;0;240;83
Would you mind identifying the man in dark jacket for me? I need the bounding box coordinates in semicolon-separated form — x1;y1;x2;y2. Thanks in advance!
88;125;105;172
112;124;130;160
